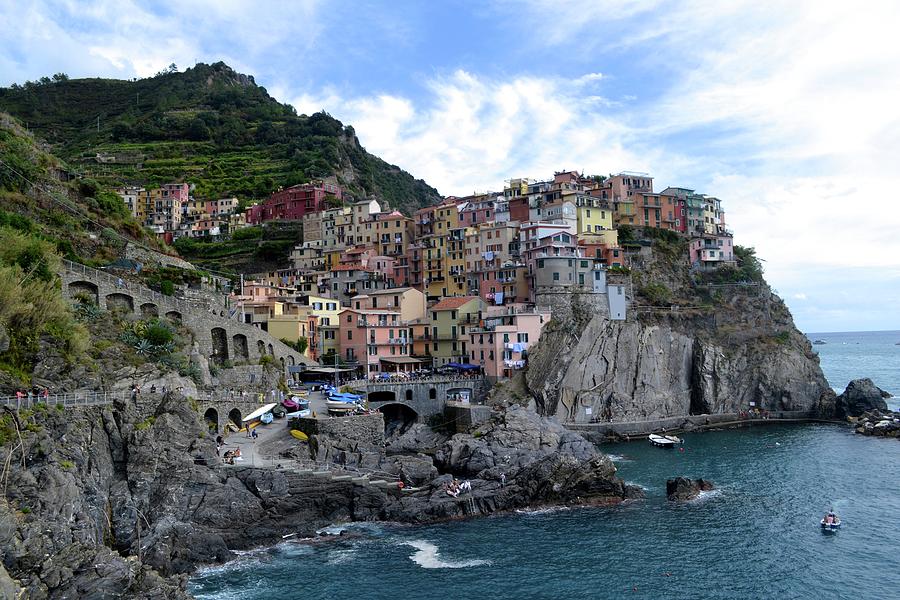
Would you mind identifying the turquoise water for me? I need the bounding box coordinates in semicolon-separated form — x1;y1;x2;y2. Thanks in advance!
190;333;900;600
808;330;899;411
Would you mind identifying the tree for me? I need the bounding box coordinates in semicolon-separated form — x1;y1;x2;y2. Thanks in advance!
51;73;69;82
185;118;210;141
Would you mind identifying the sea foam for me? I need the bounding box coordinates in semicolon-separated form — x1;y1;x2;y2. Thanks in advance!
405;540;491;569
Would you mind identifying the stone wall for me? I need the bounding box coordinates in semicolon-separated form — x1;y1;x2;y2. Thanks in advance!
291;413;385;448
443;402;492;433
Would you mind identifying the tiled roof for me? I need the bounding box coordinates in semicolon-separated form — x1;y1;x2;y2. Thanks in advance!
431;296;479;311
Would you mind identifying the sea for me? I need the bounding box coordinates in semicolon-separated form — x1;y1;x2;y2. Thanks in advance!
189;331;900;600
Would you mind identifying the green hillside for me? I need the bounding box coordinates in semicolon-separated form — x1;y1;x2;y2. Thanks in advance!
0;62;441;214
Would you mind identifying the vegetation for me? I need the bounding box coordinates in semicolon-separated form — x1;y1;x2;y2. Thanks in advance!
0;62;442;214
281;337;308;354
639;282;672;306
119;318;177;359
0;228;89;383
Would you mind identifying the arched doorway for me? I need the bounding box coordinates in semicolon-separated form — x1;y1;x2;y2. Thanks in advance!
140;302;159;318
68;280;99;305
203;407;219;433
378;403;419;437
232;334;249;361
267;343;274;356
228;408;242;429
429;388;437;400
405;389;413;401
257;340;266;356
105;292;134;313
287;355;296;366
165;310;182;324
211;327;229;364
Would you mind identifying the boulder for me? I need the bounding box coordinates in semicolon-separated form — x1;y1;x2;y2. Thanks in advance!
835;378;889;418
666;476;714;501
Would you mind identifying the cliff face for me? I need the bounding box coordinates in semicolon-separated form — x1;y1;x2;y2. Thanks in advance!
526;283;835;423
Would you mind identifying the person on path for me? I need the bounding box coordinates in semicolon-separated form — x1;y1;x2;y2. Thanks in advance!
252;429;258;440
500;472;506;487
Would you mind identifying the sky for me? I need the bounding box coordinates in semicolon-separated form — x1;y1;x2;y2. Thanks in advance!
2;0;899;332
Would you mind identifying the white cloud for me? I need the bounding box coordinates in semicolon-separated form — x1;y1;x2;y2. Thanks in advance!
292;69;648;194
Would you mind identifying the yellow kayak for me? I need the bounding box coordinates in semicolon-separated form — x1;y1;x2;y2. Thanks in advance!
290;429;309;441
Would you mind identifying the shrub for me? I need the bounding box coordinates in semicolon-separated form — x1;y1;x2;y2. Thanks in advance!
60;460;74;470
640;282;671;306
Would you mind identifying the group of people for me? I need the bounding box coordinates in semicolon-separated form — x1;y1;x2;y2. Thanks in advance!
215;435;243;464
445;479;472;497
14;387;49;403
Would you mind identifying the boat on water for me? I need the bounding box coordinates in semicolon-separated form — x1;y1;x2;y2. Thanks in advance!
813;339;826;345
821;513;841;531
648;433;682;448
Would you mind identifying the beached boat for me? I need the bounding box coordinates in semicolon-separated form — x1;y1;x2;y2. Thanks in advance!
285;409;311;419
260;411;274;424
272;405;287;418
648;433;682;448
326;400;358;414
290;429;309;441
821;515;841;531
242;403;278;424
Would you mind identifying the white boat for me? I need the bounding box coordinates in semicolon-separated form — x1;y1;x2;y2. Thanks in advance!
648;433;682;448
821;515;841;531
242;403;278;423
326;400;358;414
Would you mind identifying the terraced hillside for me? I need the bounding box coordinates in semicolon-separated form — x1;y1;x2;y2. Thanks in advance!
0;62;441;214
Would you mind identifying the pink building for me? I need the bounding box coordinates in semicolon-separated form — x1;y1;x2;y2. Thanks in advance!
338;308;415;374
467;306;551;381
689;234;735;269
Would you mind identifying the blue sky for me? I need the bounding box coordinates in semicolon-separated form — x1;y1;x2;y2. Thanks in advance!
2;0;899;332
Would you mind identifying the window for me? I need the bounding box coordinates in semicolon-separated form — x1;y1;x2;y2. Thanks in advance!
503;333;510;343
347;331;353;340
580;261;588;268
346;315;352;323
553;272;560;281
451;310;457;319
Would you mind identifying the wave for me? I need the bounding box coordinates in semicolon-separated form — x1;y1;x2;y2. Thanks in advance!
691;489;723;503
605;454;632;462
404;540;491;569
326;547;358;565
625;481;651;492
515;506;571;516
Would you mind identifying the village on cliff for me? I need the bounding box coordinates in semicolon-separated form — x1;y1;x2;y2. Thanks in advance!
116;170;734;381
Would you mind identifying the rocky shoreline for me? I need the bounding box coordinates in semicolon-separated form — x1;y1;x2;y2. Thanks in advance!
0;395;641;598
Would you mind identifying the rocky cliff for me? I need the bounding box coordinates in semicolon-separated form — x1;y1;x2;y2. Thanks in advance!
526;244;834;423
0;395;638;598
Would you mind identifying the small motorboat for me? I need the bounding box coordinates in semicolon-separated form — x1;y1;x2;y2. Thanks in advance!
649;433;682;448
821;514;841;531
812;339;826;345
260;411;274;424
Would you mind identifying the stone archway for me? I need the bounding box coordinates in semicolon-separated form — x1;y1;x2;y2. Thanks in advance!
267;343;274;356
203;407;219;433
378;402;419;437
105;292;134;313
405;389;413;401
232;334;249;361
369;390;397;403
68;280;99;305
140;302;159;318
287;355;296;367
257;340;266;356
211;327;229;364
165;310;182;324
228;408;242;428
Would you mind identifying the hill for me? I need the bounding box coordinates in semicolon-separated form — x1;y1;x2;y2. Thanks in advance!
0;62;441;214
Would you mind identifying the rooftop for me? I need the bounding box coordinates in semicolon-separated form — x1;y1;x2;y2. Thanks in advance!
431;296;480;311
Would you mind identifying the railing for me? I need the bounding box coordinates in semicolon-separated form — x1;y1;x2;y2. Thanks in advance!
0;390;128;409
62;259;197;314
349;375;484;387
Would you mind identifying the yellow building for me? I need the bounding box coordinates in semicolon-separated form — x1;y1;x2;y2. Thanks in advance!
426;296;484;366
443;227;468;296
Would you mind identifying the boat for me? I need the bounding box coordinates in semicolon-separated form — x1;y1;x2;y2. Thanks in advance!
282;397;300;410
285;409;311;419
290;429;309;442
326;400;358;414
241;403;278;424
260;411;274;424
821;514;841;531
813;339;826;345
271;405;287;418
648;433;682;448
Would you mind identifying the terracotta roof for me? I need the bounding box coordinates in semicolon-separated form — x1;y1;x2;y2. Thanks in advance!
431;296;479;311
366;287;413;295
330;264;365;272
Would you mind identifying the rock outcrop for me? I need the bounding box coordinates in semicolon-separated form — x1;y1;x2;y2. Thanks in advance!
666;477;715;501
835;378;890;418
526;284;835;423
